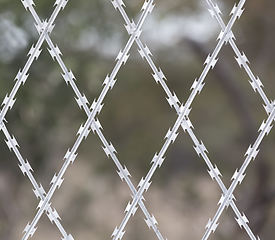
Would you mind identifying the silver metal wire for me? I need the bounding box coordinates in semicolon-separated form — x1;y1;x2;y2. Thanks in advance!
1;0;272;239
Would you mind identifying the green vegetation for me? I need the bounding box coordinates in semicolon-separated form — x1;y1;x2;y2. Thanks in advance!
0;0;274;239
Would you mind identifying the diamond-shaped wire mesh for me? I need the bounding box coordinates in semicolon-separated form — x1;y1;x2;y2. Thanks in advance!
1;0;275;239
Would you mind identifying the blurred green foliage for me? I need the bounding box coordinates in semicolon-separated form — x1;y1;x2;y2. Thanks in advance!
0;0;275;239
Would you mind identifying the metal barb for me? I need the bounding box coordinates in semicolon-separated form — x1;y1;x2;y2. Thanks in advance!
3;0;274;239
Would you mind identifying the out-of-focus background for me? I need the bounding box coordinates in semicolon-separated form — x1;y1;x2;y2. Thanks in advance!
0;0;275;239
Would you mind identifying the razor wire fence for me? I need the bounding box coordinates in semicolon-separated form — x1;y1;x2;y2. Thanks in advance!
0;0;275;239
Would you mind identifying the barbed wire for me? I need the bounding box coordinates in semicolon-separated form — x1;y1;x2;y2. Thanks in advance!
1;0;273;239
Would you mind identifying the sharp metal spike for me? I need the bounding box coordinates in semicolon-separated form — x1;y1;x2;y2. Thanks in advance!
208;165;222;180
62;234;74;240
144;214;158;229
116;50;130;64
249;76;263;93
208;4;222;19
112;226;125;240
218;194;234;208
28;44;42;60
166;92;180;109
245;145;259;160
190;78;205;94
204;54;218;69
235;213;249;229
5;135;19;151
103;75;117;89
48;45;62;61
111;0;125;10
230;3;244;19
21;0;35;11
102;142;117;158
117;166;131;181
91;119;103;133
138;177;152;192
33;184;46;200
141;0;155;14
217;30;235;43
124;20;135;35
124;20;142;37
138;44;152;59
18;159;33;176
64;149;78;164
231;169;246;185
50;174;64;189
15;69;29;85
37;200;51;211
263;103;273;115
235;52;249;68
194;141;208;157
2;94;16;110
164;128;178;143
23;222;37;237
54;0;69;10
151;152;165;168
124;201;138;216
47;208;61;223
90;99;104;115
181;117;193;131
205;218;219;233
259;119;273;136
62;69;76;85
75;94;89;110
152;68;166;84
38;19;55;34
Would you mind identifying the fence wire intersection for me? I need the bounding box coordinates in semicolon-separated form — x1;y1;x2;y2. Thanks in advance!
2;0;274;239
109;0;268;240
